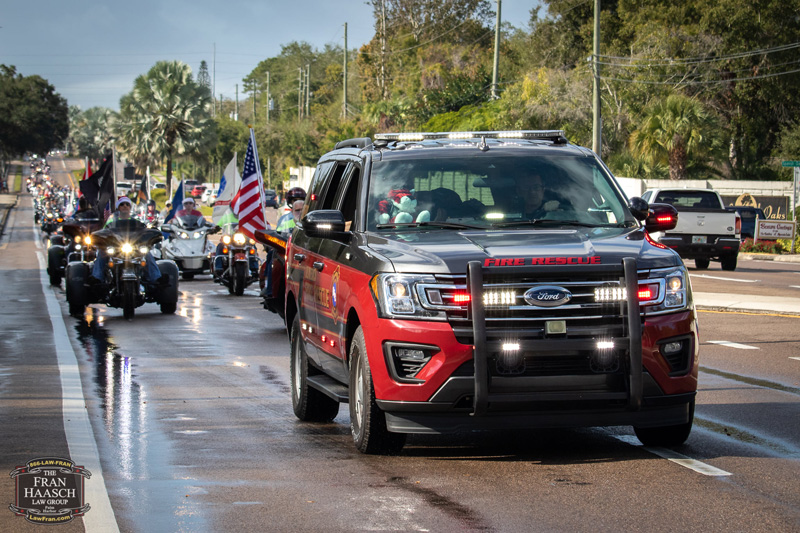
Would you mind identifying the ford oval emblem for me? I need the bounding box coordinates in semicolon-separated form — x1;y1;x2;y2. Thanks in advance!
524;286;573;307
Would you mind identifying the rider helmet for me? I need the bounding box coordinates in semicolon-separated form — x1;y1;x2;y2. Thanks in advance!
285;187;306;207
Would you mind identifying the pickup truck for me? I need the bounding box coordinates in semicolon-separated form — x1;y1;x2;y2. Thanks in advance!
642;188;741;270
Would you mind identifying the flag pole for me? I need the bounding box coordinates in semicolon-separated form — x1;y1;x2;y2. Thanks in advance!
112;148;118;200
84;157;89;180
248;127;267;226
146;166;151;201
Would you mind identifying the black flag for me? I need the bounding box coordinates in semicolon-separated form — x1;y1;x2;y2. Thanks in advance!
79;154;115;217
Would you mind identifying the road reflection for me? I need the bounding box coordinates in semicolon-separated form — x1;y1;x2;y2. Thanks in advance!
73;308;207;532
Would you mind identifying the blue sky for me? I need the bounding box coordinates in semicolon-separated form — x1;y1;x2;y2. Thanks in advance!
1;0;537;111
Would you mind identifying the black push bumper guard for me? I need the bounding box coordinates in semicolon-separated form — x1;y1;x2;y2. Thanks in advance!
467;257;643;416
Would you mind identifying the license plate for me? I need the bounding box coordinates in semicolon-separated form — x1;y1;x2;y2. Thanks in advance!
692;236;707;244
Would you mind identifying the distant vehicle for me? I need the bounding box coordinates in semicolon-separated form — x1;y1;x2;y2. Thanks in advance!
642;187;741;271
201;187;217;205
152;183;166;190
264;189;278;209
189;185;207;199
116;182;133;197
726;206;767;240
184;180;199;190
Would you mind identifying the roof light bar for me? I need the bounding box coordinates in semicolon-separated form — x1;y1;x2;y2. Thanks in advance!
374;130;566;142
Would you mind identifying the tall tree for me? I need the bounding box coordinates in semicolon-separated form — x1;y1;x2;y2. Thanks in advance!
0;65;68;167
630;94;721;180
115;61;215;196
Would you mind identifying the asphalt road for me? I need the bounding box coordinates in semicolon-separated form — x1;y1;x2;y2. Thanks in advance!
1;191;799;532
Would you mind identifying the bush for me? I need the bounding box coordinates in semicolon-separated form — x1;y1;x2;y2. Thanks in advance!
739;238;783;254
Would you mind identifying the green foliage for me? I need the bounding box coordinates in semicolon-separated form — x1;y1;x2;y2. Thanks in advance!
68;106;115;163
0;65;69;162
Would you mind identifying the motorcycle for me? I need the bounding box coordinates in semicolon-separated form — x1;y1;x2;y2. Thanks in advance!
157;214;218;280
40;210;63;235
47;217;102;286
212;225;260;296
254;228;288;318
65;219;179;319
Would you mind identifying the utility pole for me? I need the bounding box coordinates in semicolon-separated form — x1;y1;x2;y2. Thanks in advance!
380;0;387;100
266;71;270;124
235;84;239;121
491;0;501;99
305;64;311;117
252;84;256;121
592;0;602;156
298;67;303;120
343;22;348;118
212;43;216;117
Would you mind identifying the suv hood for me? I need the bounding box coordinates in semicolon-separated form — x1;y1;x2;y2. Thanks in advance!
367;227;680;273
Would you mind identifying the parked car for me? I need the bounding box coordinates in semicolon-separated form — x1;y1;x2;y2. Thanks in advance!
152;183;166;190
189;185;207;199
725;206;767;240
201;187;217;205
184;179;199;189
264;189;278;209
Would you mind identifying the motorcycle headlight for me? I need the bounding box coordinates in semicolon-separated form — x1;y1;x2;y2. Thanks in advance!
370;273;447;321
222;235;232;245
639;266;692;315
233;233;246;245
121;243;134;254
192;231;204;239
107;247;115;254
139;246;149;254
75;236;82;243
84;236;92;245
179;232;189;239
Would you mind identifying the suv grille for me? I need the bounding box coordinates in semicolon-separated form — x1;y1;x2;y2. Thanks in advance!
427;264;636;376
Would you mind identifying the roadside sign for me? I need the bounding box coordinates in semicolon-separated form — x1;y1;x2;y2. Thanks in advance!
755;220;795;241
781;161;800;167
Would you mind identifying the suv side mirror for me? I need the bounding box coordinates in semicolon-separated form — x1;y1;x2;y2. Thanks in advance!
645;203;678;233
304;210;349;239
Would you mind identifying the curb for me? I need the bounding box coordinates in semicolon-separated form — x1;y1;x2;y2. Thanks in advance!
696;305;800;317
739;252;800;263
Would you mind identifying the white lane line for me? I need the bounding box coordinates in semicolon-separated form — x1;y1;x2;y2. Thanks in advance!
615;435;732;476
691;274;759;283
36;251;120;532
790;357;800;362
790;286;800;289
707;340;760;350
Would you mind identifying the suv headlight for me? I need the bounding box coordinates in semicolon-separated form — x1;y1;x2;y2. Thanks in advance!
370;273;447;320
639;266;692;315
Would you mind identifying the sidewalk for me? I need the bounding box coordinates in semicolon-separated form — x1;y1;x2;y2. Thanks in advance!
0;193;18;237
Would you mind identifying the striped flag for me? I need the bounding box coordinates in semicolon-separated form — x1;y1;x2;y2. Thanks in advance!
232;129;268;239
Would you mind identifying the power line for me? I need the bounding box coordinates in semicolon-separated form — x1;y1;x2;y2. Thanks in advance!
596;41;800;67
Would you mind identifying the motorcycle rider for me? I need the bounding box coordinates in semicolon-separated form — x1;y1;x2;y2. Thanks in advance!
176;197;203;218
275;187;306;234
89;197;166;286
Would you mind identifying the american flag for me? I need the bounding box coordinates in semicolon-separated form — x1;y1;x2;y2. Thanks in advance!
102;200;112;222
232;130;268;239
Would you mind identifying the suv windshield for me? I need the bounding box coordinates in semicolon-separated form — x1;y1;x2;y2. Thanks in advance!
367;152;631;231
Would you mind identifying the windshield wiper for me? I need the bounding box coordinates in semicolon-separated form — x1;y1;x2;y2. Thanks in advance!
376;221;483;230
492;219;619;229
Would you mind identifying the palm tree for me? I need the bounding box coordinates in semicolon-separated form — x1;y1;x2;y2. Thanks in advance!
630;94;721;180
115;61;215;196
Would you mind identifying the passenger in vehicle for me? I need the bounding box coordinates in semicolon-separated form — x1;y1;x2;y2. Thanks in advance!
513;173;560;219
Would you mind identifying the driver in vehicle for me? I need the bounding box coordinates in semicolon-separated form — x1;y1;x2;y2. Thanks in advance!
89;196;166;286
515;173;560;219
